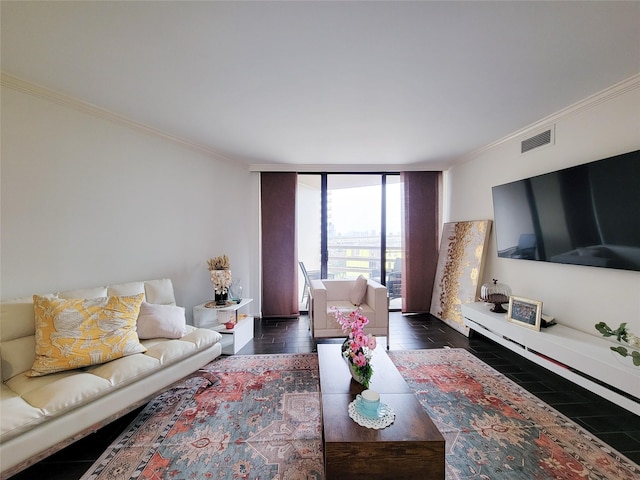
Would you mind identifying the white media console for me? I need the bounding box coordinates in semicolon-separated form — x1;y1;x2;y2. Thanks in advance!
462;302;640;415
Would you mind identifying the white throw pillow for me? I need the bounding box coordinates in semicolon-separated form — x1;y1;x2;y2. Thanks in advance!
349;275;368;306
137;302;187;339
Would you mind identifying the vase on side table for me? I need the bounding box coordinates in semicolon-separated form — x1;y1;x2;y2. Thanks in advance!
215;292;228;305
229;280;243;304
211;269;232;305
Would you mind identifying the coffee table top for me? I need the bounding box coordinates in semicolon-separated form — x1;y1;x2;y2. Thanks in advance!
317;343;411;394
318;342;445;474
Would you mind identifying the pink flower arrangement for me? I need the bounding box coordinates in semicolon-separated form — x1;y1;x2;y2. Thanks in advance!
332;307;376;387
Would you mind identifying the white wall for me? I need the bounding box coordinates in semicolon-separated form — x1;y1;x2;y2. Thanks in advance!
4;76;639;333
446;78;640;336
1;86;261;321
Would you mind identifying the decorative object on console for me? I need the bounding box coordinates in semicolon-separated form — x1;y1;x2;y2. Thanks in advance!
333;307;376;388
480;278;511;313
207;254;232;305
595;322;640;366
540;314;556;328
507;296;542;331
430;220;492;336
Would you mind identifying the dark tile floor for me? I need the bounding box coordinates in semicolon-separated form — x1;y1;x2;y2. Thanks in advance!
11;312;640;479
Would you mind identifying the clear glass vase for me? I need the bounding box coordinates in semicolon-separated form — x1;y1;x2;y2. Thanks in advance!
229;280;243;303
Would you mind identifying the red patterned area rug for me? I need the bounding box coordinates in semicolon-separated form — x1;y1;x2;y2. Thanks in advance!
81;350;639;480
81;354;323;480
389;349;640;480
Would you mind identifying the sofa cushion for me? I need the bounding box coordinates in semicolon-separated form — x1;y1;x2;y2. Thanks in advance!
143;339;199;364
0;296;41;341
143;278;177;305
9;370;113;416
85;353;161;386
28;294;146;377
57;286;107;299
0;336;36;382
349;275;368;306
137;302;187;339
164;325;223;350
107;281;146;299
0;383;44;440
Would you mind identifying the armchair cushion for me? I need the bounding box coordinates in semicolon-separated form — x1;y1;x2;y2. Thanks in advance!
349;275;368;306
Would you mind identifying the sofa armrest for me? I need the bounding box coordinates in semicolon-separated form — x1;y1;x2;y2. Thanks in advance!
364;279;387;311
309;280;326;325
309;279;326;299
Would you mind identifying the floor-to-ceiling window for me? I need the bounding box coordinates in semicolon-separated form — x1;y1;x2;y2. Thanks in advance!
385;175;403;310
296;173;403;311
297;175;322;311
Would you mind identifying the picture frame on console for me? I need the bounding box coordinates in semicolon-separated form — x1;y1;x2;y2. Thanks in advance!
507;296;542;331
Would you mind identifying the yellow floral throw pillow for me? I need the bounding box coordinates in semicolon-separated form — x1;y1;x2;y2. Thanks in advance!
28;293;146;377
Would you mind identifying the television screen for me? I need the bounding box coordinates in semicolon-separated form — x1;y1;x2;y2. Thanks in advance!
492;149;640;272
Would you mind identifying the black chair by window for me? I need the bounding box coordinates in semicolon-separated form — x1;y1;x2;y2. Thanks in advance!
299;262;322;310
387;258;402;299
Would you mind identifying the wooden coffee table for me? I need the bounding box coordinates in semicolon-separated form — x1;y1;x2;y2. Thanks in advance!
318;344;445;479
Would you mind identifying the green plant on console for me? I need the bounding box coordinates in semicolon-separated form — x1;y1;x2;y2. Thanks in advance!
595;322;640;366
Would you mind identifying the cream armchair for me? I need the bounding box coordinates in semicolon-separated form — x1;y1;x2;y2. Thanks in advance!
309;277;389;341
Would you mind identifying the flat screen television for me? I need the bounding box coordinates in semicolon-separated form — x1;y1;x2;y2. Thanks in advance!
492;149;640;272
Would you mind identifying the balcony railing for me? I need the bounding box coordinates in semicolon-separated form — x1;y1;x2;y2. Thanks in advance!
327;243;402;285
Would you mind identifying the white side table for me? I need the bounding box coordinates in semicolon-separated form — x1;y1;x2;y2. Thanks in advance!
193;298;253;355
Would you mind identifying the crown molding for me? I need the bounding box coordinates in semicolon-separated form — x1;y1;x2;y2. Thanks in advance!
456;73;640;166
0;72;238;164
248;163;446;173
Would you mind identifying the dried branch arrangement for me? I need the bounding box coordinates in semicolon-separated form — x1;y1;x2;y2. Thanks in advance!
207;254;230;270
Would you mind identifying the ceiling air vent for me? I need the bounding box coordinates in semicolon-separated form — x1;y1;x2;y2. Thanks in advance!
521;128;553;154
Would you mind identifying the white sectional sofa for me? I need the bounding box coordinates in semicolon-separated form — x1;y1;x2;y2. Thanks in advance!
0;278;223;479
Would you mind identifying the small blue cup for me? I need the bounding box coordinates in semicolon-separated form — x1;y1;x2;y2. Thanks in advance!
358;389;380;416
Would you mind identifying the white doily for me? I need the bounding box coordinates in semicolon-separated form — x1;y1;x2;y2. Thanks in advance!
348;399;395;429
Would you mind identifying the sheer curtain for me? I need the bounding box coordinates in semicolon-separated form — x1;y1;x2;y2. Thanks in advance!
260;172;299;318
401;171;441;314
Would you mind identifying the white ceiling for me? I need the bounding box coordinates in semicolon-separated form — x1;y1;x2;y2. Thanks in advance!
2;1;639;169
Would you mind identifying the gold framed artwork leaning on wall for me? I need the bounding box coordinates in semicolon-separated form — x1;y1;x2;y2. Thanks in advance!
430;220;492;336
